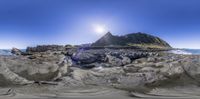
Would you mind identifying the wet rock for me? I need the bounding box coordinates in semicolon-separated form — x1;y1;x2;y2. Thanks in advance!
66;48;77;56
11;48;22;55
81;63;97;69
100;63;112;67
127;52;149;60
72;51;98;64
28;56;37;59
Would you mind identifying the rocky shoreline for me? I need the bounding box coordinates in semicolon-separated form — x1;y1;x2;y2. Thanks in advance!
0;46;200;98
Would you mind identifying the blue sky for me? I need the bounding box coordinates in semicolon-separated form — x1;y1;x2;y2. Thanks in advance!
0;0;200;49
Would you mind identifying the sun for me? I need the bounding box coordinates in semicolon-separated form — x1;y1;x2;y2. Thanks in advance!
93;24;107;34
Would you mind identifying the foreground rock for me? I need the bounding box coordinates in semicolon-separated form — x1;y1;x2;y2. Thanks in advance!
0;52;72;86
0;62;33;86
1;48;200;94
63;53;200;92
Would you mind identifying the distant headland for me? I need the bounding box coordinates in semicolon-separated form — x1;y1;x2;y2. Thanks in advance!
19;32;172;54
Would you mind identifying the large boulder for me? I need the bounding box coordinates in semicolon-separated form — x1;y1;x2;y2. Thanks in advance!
0;54;72;81
11;48;22;55
0;60;33;86
122;56;131;65
72;50;99;64
182;56;200;82
53;56;73;80
106;55;123;66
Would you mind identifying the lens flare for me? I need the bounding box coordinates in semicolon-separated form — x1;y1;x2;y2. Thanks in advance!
93;24;107;34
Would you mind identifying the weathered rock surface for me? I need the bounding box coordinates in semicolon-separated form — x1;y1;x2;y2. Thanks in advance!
1;48;200;93
72;50;100;64
0;53;72;84
70;49;150;68
11;48;22;55
106;54;123;66
0;59;33;86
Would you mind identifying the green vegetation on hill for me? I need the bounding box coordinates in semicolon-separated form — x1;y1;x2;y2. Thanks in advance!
91;32;171;49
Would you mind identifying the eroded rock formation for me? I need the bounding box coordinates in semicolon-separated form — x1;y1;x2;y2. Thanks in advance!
2;47;200;92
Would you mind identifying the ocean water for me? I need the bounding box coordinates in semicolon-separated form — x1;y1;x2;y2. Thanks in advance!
0;49;12;55
183;49;200;55
0;49;27;55
170;49;200;55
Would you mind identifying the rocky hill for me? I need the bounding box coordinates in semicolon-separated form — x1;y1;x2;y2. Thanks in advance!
92;32;171;49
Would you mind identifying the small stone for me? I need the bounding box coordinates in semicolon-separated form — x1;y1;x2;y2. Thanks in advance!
147;57;156;62
122;56;131;65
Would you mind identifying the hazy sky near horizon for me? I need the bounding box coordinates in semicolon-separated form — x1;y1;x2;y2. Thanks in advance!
0;0;200;49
